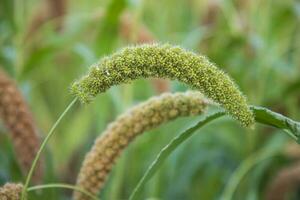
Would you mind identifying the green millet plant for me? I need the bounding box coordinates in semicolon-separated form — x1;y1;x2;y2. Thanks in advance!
73;91;208;200
71;43;254;127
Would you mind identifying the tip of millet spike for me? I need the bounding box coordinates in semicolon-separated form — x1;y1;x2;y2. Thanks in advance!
71;83;90;104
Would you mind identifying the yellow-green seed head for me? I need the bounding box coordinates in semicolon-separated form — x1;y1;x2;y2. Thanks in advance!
73;91;208;200
71;43;254;127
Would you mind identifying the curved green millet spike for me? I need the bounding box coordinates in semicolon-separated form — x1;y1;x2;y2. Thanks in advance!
71;43;254;127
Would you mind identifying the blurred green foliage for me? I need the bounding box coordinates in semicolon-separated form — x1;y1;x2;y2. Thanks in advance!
0;0;299;199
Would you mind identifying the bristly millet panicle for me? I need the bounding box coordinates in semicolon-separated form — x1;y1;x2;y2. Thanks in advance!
74;91;208;200
71;43;254;127
0;69;43;182
0;183;23;200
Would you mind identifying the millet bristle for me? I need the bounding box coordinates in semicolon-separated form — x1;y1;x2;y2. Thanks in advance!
74;91;208;200
0;183;23;200
71;43;254;127
120;13;170;93
0;69;43;182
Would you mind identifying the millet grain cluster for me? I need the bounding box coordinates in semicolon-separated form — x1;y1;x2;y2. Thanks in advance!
72;43;254;127
74;92;208;200
0;70;43;182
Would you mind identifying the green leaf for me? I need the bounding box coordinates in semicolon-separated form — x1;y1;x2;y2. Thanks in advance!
128;106;300;200
95;0;127;55
251;106;300;142
128;111;226;200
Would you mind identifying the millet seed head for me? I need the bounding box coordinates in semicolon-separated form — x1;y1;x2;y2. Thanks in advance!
73;91;208;200
0;69;43;182
0;183;23;200
71;43;254;127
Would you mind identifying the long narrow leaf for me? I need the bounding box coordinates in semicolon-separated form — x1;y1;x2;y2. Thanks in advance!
129;106;300;200
252;106;300;142
128;111;226;200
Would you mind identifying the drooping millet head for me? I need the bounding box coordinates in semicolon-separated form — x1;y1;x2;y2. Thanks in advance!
74;91;209;200
71;43;254;127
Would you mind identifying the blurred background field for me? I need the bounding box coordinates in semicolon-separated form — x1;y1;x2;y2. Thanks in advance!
0;0;300;199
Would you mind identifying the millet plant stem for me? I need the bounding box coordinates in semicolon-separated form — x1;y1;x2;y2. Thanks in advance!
27;183;99;200
21;98;78;200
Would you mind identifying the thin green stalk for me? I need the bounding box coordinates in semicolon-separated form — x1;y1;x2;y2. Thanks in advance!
28;183;99;200
21;98;78;200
